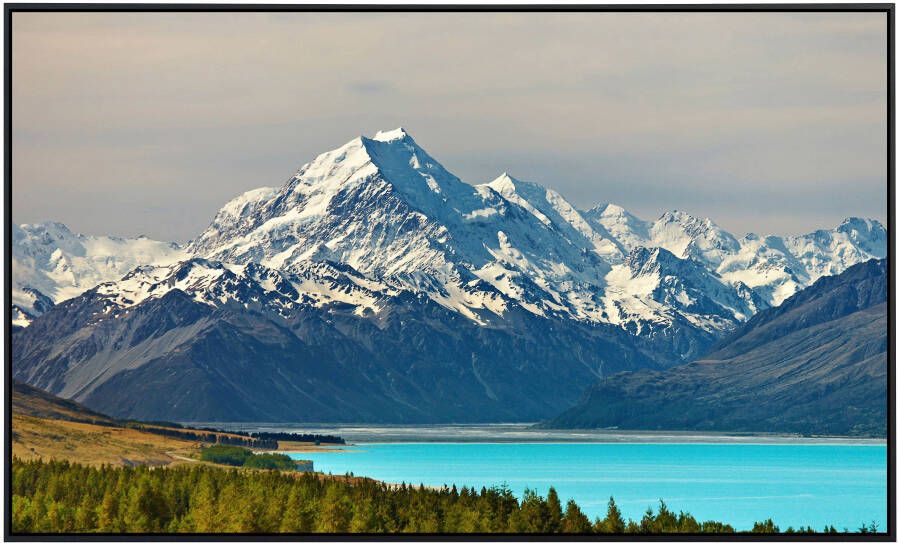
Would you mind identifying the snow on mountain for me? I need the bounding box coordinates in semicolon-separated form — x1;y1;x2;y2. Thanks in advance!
12;222;185;325
484;173;626;263
89;256;524;331
90;258;394;322
184;128;885;358
189;128;608;287
582;203;652;261
584;204;885;307
14;128;885;359
717;217;887;305
11;287;53;329
188;186;278;258
583;207;742;268
189;128;618;328
603;247;767;335
787;217;887;281
649;211;742;268
11;307;31;329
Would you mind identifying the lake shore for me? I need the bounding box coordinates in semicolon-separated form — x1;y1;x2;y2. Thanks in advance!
276;441;356;454
187;422;886;446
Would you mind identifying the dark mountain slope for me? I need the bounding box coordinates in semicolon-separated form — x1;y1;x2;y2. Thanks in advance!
12;260;663;423
544;258;888;436
711;257;887;357
12;380;116;425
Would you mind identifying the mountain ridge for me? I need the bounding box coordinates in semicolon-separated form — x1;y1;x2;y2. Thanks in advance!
542;258;888;436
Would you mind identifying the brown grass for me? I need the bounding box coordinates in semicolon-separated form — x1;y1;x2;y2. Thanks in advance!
276;440;348;453
10;381;356;475
11;413;203;467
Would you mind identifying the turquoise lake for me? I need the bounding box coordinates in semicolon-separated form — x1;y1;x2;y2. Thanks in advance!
288;442;886;531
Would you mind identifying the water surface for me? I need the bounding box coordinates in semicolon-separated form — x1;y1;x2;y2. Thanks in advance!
287;440;885;531
197;423;886;531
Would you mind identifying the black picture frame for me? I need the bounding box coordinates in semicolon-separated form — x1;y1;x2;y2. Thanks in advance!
3;3;894;541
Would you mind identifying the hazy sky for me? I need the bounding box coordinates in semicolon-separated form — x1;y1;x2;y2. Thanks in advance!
12;11;888;242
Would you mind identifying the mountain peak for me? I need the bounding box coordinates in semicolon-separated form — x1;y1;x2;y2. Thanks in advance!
484;172;556;198
485;172;521;193
838;216;885;234
589;202;630;218
371;127;411;143
658;209;700;224
625;246;673;273
22;221;74;237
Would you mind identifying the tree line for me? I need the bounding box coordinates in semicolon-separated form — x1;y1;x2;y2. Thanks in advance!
125;424;279;449
197;428;346;445
198;445;298;471
11;458;857;534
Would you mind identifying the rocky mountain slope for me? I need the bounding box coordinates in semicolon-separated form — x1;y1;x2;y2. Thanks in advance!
13;258;664;422
543;258;888;436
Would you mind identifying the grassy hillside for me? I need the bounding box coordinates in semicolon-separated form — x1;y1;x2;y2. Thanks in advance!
11;414;202;467
10;381;288;467
13;381;117;425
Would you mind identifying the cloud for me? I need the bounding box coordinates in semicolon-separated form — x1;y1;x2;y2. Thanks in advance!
11;11;887;241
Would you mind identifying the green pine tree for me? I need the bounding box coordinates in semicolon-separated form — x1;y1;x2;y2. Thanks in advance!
598;496;625;533
561;499;591;533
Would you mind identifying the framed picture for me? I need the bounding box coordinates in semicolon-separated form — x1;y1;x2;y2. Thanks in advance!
5;3;894;539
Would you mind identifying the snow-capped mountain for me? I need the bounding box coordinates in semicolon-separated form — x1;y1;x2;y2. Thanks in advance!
92;257;396;321
602;247;768;358
190;128;613;328
586;206;886;306
188;128;884;357
11;222;185;326
11;127;887;423
187;129;727;355
484;173;627;263
11;287;53;328
718;217;887;305
17;129;882;347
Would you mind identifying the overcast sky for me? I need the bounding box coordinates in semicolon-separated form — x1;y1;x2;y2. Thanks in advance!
12;11;888;242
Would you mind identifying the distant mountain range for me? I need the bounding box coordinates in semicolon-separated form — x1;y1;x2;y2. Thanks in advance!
544;258;888;436
11;128;888;424
12;222;184;327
